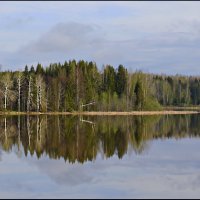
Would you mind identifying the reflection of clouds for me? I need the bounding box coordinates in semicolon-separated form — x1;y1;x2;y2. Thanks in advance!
0;138;200;198
27;158;94;186
20;139;200;198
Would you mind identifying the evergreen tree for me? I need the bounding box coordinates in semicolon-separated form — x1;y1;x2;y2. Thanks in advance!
134;79;144;111
116;65;127;97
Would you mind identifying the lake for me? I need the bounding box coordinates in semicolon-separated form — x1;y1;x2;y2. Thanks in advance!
0;114;200;198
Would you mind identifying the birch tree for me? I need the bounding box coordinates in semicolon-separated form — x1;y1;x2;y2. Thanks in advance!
27;76;32;112
0;73;15;110
76;65;80;110
14;71;24;112
35;75;46;112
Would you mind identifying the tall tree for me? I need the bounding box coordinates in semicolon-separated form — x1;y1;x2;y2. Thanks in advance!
116;65;127;97
27;76;33;112
35;75;46;112
0;73;15;110
134;79;144;111
14;71;24;112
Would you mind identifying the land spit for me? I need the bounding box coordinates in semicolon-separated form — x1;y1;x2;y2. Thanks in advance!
0;111;199;116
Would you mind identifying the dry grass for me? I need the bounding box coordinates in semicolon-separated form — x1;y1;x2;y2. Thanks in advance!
0;110;199;116
70;111;200;116
164;106;200;111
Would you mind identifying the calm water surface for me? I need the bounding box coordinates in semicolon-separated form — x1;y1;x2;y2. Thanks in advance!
0;114;200;198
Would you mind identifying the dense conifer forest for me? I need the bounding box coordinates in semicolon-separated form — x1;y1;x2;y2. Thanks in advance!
0;59;200;112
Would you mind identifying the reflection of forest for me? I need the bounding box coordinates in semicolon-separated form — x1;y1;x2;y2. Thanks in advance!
0;114;200;163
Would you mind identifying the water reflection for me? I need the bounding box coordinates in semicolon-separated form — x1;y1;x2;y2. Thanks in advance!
0;114;200;163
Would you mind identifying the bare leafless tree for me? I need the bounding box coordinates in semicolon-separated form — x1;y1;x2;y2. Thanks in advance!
0;74;15;110
14;71;24;112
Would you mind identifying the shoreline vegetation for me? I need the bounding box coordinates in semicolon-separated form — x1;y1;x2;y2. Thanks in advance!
0;110;199;116
2;59;200;113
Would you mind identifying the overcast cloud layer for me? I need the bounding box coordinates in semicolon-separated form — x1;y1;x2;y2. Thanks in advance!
1;1;200;75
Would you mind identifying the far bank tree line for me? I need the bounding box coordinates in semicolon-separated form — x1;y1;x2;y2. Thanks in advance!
0;59;200;112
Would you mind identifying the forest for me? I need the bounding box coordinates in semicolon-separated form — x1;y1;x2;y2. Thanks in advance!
0;59;200;112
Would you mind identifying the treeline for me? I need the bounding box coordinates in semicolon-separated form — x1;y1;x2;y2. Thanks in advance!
0;59;200;112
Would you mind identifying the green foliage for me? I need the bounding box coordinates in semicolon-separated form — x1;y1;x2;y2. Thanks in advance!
116;65;127;97
134;79;144;111
3;59;200;112
143;97;162;111
103;65;116;94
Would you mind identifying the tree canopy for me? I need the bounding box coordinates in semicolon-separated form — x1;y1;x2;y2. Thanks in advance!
0;60;199;112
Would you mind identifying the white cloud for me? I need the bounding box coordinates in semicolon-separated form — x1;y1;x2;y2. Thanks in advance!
21;22;99;54
1;2;200;74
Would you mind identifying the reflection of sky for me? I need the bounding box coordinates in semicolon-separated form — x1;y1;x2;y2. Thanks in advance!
0;138;200;198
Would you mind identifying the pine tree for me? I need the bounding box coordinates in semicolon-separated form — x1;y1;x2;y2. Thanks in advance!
134;79;144;111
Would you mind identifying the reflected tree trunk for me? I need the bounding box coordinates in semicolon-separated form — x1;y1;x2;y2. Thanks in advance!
57;116;60;142
4;117;7;145
18;115;21;150
36;116;40;144
185;115;189;134
46;115;48;134
76;122;79;158
39;117;43;144
27;116;31;147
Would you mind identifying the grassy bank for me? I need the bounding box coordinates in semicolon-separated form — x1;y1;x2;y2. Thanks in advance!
164;106;200;111
0;110;199;116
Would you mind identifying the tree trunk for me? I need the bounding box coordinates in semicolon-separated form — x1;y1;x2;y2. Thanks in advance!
4;86;8;110
27;77;31;112
37;85;39;112
76;67;79;110
18;78;21;112
57;83;61;111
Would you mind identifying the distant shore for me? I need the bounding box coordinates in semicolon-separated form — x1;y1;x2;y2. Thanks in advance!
0;110;199;116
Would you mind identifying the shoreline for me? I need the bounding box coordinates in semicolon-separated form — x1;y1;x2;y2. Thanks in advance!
0;110;199;116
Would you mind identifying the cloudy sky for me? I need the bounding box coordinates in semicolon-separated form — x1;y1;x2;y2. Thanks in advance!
1;1;200;75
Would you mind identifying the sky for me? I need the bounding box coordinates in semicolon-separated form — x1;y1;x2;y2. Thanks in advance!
1;1;200;75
